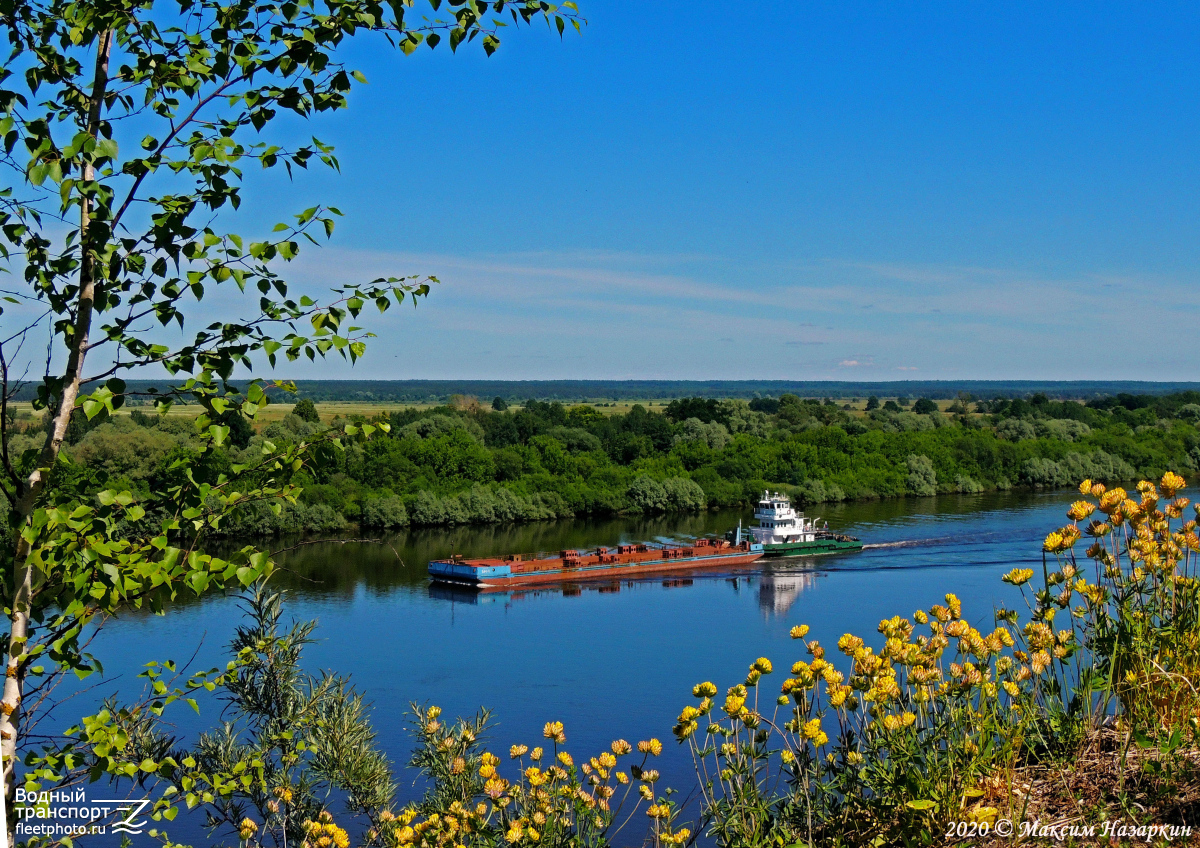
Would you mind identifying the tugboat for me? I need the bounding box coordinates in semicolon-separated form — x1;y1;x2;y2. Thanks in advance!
429;537;764;589
727;491;863;557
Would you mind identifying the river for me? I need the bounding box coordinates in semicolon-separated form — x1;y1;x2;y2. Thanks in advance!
79;488;1083;845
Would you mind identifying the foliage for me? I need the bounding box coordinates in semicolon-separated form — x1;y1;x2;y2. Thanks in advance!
183;588;394;845
0;0;586;836
384;708;687;847
671;472;1200;846
293;399;322;425
28;392;1200;538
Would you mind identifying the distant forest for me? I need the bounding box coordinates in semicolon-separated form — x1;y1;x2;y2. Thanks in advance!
10;379;1200;404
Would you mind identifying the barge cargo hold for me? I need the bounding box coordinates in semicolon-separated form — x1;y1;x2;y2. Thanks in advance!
428;538;764;589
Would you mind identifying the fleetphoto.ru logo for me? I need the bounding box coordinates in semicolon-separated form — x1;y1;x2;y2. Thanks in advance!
13;788;151;839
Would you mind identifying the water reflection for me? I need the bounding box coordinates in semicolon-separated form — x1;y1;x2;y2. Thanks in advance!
757;570;821;618
428;565;825;622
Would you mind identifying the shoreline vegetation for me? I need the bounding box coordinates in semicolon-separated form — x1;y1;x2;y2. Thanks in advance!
80;474;1200;848
10;391;1199;538
375;473;1200;847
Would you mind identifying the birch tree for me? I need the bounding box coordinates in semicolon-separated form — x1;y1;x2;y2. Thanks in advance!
0;0;582;836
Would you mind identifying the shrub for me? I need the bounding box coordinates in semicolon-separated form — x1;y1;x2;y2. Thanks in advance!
996;418;1036;441
361;494;408;529
1177;403;1200;422
626;476;668;513
292;398;321;423
662;477;707;512
1036;418;1091;442
673;418;731;450
409;491;448;526
953;473;984;493
905;454;937;496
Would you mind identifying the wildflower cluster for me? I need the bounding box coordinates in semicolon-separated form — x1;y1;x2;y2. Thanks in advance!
675;591;1028;845
390;705;684;847
1017;473;1200;731
677;473;1200;847
303;811;351;848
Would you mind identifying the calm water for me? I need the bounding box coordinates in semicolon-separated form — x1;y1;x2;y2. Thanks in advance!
80;490;1084;845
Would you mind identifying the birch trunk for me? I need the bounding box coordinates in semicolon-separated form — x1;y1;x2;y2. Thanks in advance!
0;29;112;840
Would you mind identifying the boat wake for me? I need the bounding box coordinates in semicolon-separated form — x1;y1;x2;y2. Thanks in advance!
861;534;996;551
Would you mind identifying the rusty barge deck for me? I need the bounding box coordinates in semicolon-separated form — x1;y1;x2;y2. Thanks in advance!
429;538;764;589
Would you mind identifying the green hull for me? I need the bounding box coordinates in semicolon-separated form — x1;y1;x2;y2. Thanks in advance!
762;538;863;557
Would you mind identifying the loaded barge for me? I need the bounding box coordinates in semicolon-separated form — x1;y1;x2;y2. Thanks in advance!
429;537;764;589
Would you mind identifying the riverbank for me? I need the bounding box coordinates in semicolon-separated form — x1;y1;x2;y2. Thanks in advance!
73;482;1200;847
21;392;1199;539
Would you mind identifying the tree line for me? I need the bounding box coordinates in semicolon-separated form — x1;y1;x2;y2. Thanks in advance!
8;390;1197;535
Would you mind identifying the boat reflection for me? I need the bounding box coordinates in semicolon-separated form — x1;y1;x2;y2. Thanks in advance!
757;570;821;618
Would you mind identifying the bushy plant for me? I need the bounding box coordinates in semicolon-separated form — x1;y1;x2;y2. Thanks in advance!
387;709;687;847
672;472;1200;846
361;494;409;529
905;454;937;496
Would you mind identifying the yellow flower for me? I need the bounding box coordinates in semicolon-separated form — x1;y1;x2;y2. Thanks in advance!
802;718;822;740
510;744;528;759
1161;471;1187;497
542;721;566;743
790;624;810;639
483;778;508;799
753;657;773;674
239;818;259;841
611;738;632;755
642;738;663;756
557;751;573;767
691;681;717;698
1067;500;1096;521
1002;568;1034;586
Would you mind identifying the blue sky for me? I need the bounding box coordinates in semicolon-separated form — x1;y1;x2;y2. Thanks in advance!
119;3;1200;380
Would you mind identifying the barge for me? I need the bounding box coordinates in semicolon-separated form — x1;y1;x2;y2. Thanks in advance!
428;537;764;589
728;491;863;557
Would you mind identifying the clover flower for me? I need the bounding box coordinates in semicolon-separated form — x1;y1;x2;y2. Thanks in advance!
239;818;258;842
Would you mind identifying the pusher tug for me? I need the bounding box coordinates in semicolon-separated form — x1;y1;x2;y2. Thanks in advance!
727;490;863;557
428;537;764;589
